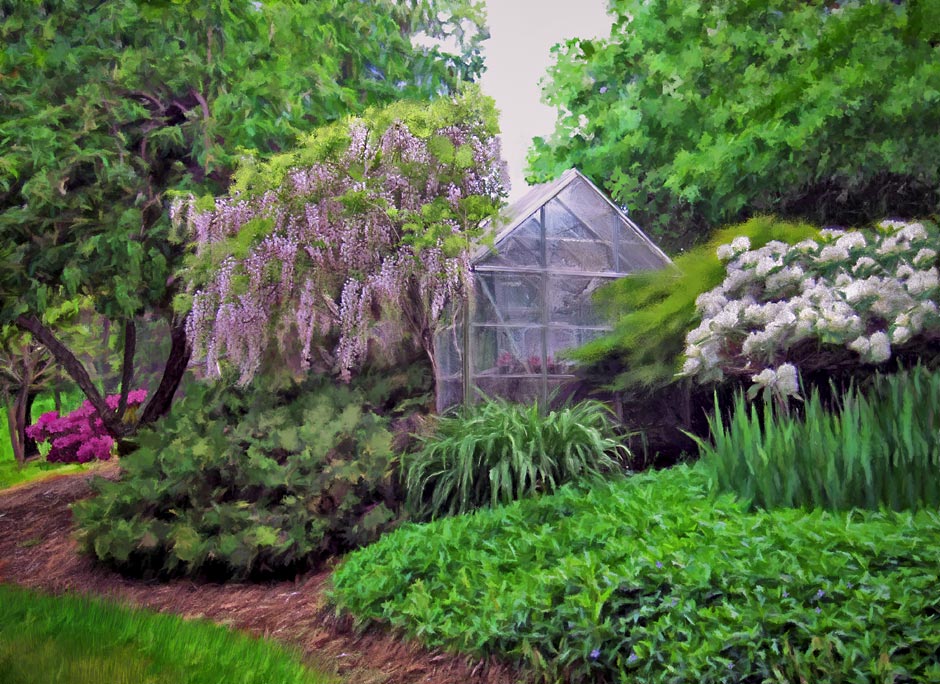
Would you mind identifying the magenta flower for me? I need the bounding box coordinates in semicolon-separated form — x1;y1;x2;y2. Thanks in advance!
27;390;147;463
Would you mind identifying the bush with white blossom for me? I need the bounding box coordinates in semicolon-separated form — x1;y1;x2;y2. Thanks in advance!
681;219;940;399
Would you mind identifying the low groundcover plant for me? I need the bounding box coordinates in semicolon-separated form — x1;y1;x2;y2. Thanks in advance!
332;466;940;683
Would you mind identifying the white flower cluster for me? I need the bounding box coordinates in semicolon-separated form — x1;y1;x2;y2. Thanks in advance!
682;220;940;396
751;363;799;398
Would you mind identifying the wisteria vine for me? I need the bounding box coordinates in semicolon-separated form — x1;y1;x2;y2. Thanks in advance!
174;99;506;383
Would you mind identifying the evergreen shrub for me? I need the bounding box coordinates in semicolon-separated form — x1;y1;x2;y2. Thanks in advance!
74;378;400;579
333;466;940;683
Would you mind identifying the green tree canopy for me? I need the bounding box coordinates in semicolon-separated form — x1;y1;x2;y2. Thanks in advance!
527;0;940;251
0;0;487;437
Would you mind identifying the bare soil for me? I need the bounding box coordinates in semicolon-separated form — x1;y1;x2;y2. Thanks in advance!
0;466;520;684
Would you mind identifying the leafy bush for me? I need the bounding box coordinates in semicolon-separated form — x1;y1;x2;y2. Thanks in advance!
682;219;940;399
529;0;940;250
694;365;940;512
403;399;626;520
332;466;940;683
574;216;818;393
26;389;147;463
74;379;399;579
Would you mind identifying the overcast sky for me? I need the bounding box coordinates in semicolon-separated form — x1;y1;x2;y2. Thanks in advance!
479;0;612;200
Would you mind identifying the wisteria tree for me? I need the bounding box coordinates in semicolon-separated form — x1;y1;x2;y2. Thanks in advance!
175;89;507;386
0;0;489;440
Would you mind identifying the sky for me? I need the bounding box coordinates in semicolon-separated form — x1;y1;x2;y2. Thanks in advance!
479;0;612;201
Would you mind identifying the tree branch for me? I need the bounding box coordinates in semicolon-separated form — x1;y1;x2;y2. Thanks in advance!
14;314;131;438
138;315;192;426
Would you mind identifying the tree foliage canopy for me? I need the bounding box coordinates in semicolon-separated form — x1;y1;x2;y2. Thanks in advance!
527;0;940;251
0;0;487;435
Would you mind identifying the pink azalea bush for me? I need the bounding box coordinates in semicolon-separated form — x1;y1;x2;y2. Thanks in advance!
26;389;147;463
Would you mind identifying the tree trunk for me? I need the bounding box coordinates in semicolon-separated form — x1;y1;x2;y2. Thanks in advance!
23;391;39;459
115;319;137;419
17;313;194;443
5;384;30;466
138;316;192;426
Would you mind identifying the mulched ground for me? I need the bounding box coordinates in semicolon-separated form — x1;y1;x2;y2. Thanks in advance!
0;466;520;684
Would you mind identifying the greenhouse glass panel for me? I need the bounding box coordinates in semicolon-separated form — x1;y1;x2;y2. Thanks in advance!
547;275;609;327
546;327;607;373
473;271;542;325
433;168;672;410
472;376;544;404
436;379;464;410
617;226;673;272
435;323;464;378
556;177;618;243
544;197;616;272
480;215;542;268
471;325;544;376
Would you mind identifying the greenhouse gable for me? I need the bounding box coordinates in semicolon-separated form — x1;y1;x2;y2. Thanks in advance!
435;168;672;410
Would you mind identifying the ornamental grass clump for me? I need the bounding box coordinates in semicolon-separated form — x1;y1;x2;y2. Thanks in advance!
403;399;627;520
695;365;940;511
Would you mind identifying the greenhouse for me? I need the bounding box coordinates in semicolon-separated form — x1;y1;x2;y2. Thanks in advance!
435;168;672;410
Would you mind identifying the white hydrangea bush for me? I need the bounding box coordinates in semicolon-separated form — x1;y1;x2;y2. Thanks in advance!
681;220;940;400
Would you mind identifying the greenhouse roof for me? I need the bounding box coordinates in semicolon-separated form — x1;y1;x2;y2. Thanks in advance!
473;168;670;269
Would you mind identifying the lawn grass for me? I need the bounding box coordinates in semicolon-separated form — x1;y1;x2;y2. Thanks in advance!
0;584;338;684
0;391;86;490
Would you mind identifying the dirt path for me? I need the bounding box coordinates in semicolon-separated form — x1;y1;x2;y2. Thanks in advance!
0;467;519;684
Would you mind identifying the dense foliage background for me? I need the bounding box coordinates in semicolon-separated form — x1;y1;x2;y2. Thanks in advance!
0;0;487;437
527;0;940;251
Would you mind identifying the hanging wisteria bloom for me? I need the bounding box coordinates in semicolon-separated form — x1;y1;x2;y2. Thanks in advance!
680;219;940;397
175;94;508;383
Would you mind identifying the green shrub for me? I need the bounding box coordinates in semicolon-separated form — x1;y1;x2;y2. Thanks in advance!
332;466;940;683
74;378;400;579
403;399;626;520
695;365;940;511
0;585;334;684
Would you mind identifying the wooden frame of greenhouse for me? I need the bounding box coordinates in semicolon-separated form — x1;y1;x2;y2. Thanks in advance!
434;168;672;411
